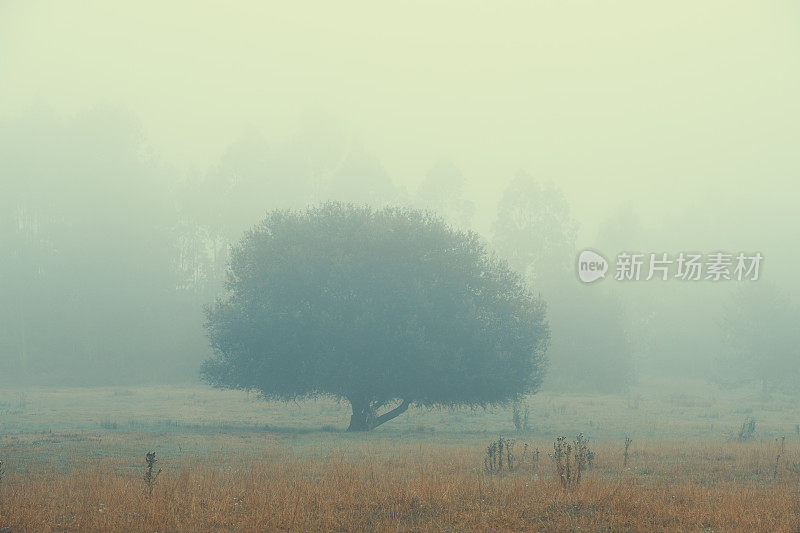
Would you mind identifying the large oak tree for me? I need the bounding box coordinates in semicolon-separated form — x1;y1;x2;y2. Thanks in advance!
202;203;549;430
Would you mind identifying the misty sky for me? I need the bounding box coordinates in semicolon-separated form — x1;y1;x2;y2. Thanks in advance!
2;1;799;286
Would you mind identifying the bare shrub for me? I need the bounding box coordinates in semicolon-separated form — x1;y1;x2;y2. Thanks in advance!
484;436;517;474
623;436;632;467
553;433;593;490
774;436;785;480
144;452;162;496
512;401;530;432
738;418;756;441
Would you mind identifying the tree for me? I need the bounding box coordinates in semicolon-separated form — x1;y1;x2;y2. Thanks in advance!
202;203;550;431
492;174;633;393
0;106;206;385
492;172;577;283
415;160;476;229
717;283;800;393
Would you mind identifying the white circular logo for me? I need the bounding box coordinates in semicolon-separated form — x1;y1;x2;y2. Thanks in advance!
577;250;608;283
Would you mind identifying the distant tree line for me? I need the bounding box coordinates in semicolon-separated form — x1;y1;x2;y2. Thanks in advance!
0;108;476;385
2;106;794;395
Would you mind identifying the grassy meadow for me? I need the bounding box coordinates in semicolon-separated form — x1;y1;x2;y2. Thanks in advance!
2;378;800;531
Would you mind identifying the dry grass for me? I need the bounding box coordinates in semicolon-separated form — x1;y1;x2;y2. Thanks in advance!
2;441;800;531
2;381;800;530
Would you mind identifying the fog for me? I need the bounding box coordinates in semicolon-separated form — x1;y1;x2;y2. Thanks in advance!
2;0;799;393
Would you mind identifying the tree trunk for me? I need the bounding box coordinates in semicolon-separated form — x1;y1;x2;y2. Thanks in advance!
347;398;375;432
347;398;409;431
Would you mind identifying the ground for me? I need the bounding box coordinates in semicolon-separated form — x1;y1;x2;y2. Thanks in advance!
1;377;799;530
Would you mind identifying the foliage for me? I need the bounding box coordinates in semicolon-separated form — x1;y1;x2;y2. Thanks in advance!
202;203;550;430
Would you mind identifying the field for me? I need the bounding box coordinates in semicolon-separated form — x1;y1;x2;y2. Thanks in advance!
2;378;800;531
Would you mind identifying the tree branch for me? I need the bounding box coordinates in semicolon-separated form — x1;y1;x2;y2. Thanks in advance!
372;399;410;429
370;399;387;411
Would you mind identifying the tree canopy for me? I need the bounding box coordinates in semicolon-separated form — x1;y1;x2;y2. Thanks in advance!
202;203;549;430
